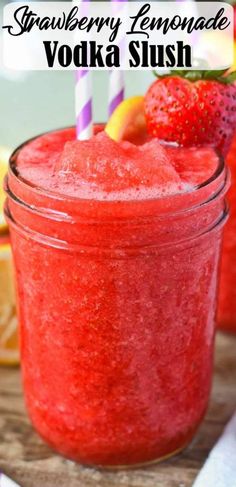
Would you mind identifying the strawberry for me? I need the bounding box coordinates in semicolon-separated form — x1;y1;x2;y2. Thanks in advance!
144;70;236;155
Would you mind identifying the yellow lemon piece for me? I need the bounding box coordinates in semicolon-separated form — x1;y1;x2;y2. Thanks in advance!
233;41;236;71
0;242;19;366
105;96;147;143
0;146;11;234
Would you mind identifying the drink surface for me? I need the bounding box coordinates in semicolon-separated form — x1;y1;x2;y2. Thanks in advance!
6;128;227;466
16;127;218;201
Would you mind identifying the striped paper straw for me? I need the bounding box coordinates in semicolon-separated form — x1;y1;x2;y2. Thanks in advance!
108;0;126;116
75;1;93;140
0;472;21;487
75;70;93;140
108;71;125;117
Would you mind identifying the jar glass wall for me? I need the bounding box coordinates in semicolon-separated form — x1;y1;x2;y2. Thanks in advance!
218;134;236;333
4;129;229;467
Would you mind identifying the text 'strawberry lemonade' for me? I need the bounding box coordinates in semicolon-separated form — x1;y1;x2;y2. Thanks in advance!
5;121;229;467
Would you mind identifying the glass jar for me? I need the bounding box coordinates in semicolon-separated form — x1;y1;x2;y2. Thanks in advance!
218;133;236;333
4;130;229;468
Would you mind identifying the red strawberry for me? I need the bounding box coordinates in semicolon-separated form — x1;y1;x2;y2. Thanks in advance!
144;70;236;155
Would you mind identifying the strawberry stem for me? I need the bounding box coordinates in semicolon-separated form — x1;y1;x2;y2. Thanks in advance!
153;69;236;85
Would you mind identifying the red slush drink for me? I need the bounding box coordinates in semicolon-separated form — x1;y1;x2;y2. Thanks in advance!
218;133;236;332
5;127;229;467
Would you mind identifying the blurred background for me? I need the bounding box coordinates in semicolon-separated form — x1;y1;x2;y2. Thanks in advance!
0;0;154;148
0;71;153;148
0;0;234;365
0;0;154;365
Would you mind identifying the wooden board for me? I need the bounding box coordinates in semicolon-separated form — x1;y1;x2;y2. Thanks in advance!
0;332;236;487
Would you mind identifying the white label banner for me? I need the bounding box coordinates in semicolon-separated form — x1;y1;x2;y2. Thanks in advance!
2;1;234;70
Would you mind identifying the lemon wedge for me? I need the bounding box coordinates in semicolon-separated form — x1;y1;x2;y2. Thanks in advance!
105;96;147;143
0;146;11;234
233;41;236;71
0;242;19;366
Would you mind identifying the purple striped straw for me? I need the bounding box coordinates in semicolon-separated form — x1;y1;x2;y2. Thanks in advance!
75;69;93;140
108;71;125;117
108;0;126;116
75;1;93;140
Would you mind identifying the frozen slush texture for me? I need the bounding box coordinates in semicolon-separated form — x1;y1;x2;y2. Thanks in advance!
7;127;225;467
17;129;218;200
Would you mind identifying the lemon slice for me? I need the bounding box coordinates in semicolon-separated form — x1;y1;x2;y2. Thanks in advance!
0;242;19;365
0;146;11;234
105;96;147;143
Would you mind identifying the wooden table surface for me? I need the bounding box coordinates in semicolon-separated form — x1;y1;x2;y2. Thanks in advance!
0;332;236;487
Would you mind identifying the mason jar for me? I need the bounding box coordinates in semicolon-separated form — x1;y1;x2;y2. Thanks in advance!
4;129;229;467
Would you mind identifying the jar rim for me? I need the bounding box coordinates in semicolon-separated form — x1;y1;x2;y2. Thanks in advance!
5;127;230;251
4;199;229;254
